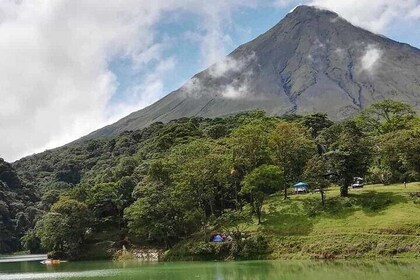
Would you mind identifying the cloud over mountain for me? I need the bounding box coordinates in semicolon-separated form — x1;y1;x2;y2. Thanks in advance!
0;0;419;161
360;45;383;74
0;0;257;161
82;5;420;141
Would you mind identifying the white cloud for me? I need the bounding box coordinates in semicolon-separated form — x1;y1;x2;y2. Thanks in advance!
182;77;204;99
219;61;256;100
1;0;418;161
274;0;302;8
0;0;258;161
408;5;420;19
109;57;177;119
209;53;256;78
221;82;250;99
308;0;420;34
360;44;383;73
274;1;420;34
0;0;148;161
210;57;244;78
183;1;258;67
182;53;256;99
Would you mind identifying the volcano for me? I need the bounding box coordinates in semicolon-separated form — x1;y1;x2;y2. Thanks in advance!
85;5;420;140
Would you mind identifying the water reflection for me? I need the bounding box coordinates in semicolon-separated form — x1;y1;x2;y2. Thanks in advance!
0;259;419;280
0;255;47;263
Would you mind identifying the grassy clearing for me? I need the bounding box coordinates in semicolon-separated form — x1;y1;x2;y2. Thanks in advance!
168;182;420;260
260;182;420;259
263;182;420;235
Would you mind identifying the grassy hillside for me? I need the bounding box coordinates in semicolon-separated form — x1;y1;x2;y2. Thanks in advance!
167;182;420;260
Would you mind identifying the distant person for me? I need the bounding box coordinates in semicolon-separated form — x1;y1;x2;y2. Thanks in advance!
403;173;408;188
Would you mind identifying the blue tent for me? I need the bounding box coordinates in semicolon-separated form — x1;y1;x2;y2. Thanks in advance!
211;234;224;242
294;182;309;187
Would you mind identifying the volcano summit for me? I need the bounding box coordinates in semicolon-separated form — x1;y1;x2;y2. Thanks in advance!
86;5;420;140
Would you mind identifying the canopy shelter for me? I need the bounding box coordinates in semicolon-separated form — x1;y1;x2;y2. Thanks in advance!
294;182;309;194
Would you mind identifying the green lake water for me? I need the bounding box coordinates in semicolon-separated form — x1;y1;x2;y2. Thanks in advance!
0;256;419;280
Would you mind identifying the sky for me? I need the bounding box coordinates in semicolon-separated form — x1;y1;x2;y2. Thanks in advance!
0;0;419;162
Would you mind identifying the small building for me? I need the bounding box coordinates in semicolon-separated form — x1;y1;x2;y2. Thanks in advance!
294;182;309;194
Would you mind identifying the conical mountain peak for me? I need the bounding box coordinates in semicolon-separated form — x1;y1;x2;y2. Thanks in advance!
287;5;339;19
270;5;345;35
83;6;420;140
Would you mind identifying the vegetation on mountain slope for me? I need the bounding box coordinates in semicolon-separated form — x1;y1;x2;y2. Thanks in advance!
166;182;420;260
0;100;418;260
0;159;39;253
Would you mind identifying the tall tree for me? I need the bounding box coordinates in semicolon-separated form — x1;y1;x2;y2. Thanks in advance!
356;99;415;135
169;140;232;216
125;161;202;248
35;197;91;259
321;121;372;197
303;155;330;207
301;113;334;139
377;118;420;183
269;122;316;199
241;165;284;224
229;120;272;174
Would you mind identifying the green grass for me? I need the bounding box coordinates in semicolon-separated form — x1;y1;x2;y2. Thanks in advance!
258;182;420;259
261;182;420;235
168;182;420;260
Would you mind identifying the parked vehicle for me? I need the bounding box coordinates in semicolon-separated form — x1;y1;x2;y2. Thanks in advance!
351;177;364;188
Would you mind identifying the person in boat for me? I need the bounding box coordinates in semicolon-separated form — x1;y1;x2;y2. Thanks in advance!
41;259;61;265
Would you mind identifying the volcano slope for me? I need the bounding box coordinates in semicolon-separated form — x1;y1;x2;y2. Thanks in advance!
84;5;420;140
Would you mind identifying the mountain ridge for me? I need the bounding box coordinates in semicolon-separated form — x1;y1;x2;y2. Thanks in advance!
83;5;420;140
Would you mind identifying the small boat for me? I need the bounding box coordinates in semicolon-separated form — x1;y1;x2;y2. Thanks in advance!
40;259;61;265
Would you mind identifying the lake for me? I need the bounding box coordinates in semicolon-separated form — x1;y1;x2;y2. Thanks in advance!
0;255;419;280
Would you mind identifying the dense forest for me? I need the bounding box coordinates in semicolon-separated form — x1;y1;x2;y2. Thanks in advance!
0;159;39;253
1;100;419;259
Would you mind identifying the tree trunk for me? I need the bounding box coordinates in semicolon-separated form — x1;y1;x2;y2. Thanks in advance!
209;201;214;216
202;223;207;242
320;188;325;207
118;207;122;231
234;179;240;210
165;235;172;249
340;185;349;197
283;185;288;200
256;206;262;225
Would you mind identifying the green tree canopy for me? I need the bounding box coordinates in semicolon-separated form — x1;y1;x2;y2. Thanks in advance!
230;120;272;174
301;113;334;138
169;139;232;216
241;164;284;224
321;121;372;196
269;121;316;199
304;155;330;206
356;99;415;135
377;120;420;183
35;197;91;259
